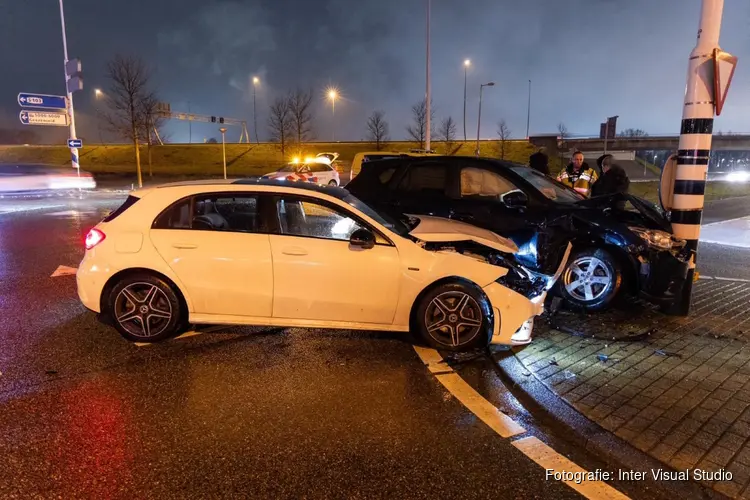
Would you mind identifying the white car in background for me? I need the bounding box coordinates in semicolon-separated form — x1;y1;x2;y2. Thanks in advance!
262;153;341;186
0;164;96;194
77;179;570;351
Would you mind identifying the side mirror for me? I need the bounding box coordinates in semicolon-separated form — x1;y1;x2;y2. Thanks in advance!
502;190;528;208
349;228;375;249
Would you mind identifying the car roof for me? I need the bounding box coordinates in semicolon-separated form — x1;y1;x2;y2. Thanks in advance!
147;177;348;199
360;155;525;170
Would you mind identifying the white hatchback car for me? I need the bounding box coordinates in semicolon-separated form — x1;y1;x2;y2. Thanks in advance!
262;153;341;186
77;180;569;351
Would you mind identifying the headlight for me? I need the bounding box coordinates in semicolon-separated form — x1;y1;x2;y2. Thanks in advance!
628;226;673;250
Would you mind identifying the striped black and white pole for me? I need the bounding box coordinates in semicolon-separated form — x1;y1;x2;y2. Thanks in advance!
670;0;724;315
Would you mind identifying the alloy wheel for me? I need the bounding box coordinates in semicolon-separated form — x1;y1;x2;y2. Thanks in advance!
424;291;483;347
563;256;612;302
114;282;173;339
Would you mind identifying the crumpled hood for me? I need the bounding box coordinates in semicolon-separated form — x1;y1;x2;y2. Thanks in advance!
577;193;673;232
407;214;519;254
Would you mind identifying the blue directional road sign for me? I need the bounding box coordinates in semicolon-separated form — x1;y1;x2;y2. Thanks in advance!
68;139;82;148
19;110;69;127
18;93;67;110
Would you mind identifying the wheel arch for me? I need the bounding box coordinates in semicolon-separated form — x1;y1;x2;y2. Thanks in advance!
99;267;190;320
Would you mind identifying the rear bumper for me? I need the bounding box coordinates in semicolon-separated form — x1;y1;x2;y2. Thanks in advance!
76;253;116;314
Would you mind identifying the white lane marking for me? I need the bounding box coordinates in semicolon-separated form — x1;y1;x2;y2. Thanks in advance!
513;437;630;500
50;265;78;277
413;346;524;437
414;346;631;499
0;204;66;215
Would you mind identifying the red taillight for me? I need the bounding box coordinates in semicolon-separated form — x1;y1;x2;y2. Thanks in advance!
85;228;106;250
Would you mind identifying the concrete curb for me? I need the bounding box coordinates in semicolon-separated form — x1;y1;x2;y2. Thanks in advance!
488;348;725;500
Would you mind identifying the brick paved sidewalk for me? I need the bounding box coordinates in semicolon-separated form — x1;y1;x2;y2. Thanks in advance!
514;278;750;499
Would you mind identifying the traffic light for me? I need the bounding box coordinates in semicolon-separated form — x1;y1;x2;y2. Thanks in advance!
219;117;225;124
211;116;216;123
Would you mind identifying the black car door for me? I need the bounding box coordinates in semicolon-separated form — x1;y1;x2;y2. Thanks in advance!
387;160;453;218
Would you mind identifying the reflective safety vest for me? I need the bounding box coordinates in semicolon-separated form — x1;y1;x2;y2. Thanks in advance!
557;166;599;197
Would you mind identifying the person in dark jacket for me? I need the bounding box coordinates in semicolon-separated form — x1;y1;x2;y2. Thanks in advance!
591;154;630;207
529;150;550;175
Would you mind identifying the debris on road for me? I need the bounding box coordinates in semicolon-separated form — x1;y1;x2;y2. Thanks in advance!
654;349;682;358
597;354;609;362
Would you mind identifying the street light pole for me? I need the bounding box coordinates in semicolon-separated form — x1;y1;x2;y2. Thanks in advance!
188;101;192;144
425;0;431;152
475;82;494;156
669;0;727;316
58;0;79;178
327;89;338;142
463;59;470;141
252;77;260;143
219;127;227;179
526;79;531;139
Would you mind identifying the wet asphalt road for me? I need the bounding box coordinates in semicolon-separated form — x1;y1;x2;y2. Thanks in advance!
0;189;731;499
0;191;596;499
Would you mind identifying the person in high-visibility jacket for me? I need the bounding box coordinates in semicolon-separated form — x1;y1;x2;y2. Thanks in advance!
556;151;599;197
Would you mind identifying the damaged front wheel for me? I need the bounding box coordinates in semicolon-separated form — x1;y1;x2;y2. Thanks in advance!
559;248;622;311
416;281;492;352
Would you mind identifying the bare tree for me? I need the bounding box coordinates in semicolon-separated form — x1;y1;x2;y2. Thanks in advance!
366;111;389;150
437;116;458;154
102;54;155;187
557;122;569;141
497;120;511;159
288;88;315;145
140;93;167;178
617;128;648;137
406;99;435;149
268;96;294;156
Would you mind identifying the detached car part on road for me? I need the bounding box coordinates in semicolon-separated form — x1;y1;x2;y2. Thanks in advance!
345;156;691;311
77;179;569;351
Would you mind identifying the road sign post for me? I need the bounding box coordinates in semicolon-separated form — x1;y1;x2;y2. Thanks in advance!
58;0;82;179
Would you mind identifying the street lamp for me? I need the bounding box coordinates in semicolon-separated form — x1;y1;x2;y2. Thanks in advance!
94;89;104;144
475;82;495;156
463;59;470;141
327;88;338;142
252;77;260;143
219;127;227;179
526;79;531;139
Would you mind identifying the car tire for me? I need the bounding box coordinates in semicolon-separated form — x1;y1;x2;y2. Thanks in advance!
415;281;493;352
328;180;338;186
107;273;185;343
559;248;623;311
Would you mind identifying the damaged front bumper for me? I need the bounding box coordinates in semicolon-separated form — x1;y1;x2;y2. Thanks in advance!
636;246;691;305
486;243;571;346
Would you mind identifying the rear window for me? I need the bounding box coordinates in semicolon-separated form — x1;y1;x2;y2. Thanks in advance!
103;195;139;222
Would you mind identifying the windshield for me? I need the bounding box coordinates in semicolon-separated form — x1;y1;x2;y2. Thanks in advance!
343;193;411;237
510;166;584;203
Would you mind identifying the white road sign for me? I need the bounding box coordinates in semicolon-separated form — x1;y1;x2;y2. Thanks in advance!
19;110;70;127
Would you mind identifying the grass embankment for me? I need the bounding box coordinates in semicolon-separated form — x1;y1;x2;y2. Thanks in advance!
0;140;537;178
3;142;749;203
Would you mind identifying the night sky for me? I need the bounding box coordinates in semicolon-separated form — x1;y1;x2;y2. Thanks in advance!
1;0;749;144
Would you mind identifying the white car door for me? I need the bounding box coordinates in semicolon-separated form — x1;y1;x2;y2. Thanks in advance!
149;193;274;318
269;196;401;324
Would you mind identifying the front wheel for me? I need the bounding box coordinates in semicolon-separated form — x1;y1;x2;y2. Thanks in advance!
107;274;185;342
559;248;623;311
415;281;492;352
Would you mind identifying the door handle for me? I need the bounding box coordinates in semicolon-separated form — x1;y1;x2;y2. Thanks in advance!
281;246;308;256
172;243;198;249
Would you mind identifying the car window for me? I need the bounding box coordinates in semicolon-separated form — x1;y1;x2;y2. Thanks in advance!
308;164;330;173
460;167;519;200
396;163;448;194
276;197;388;244
509;166;583;203
154;194;260;232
